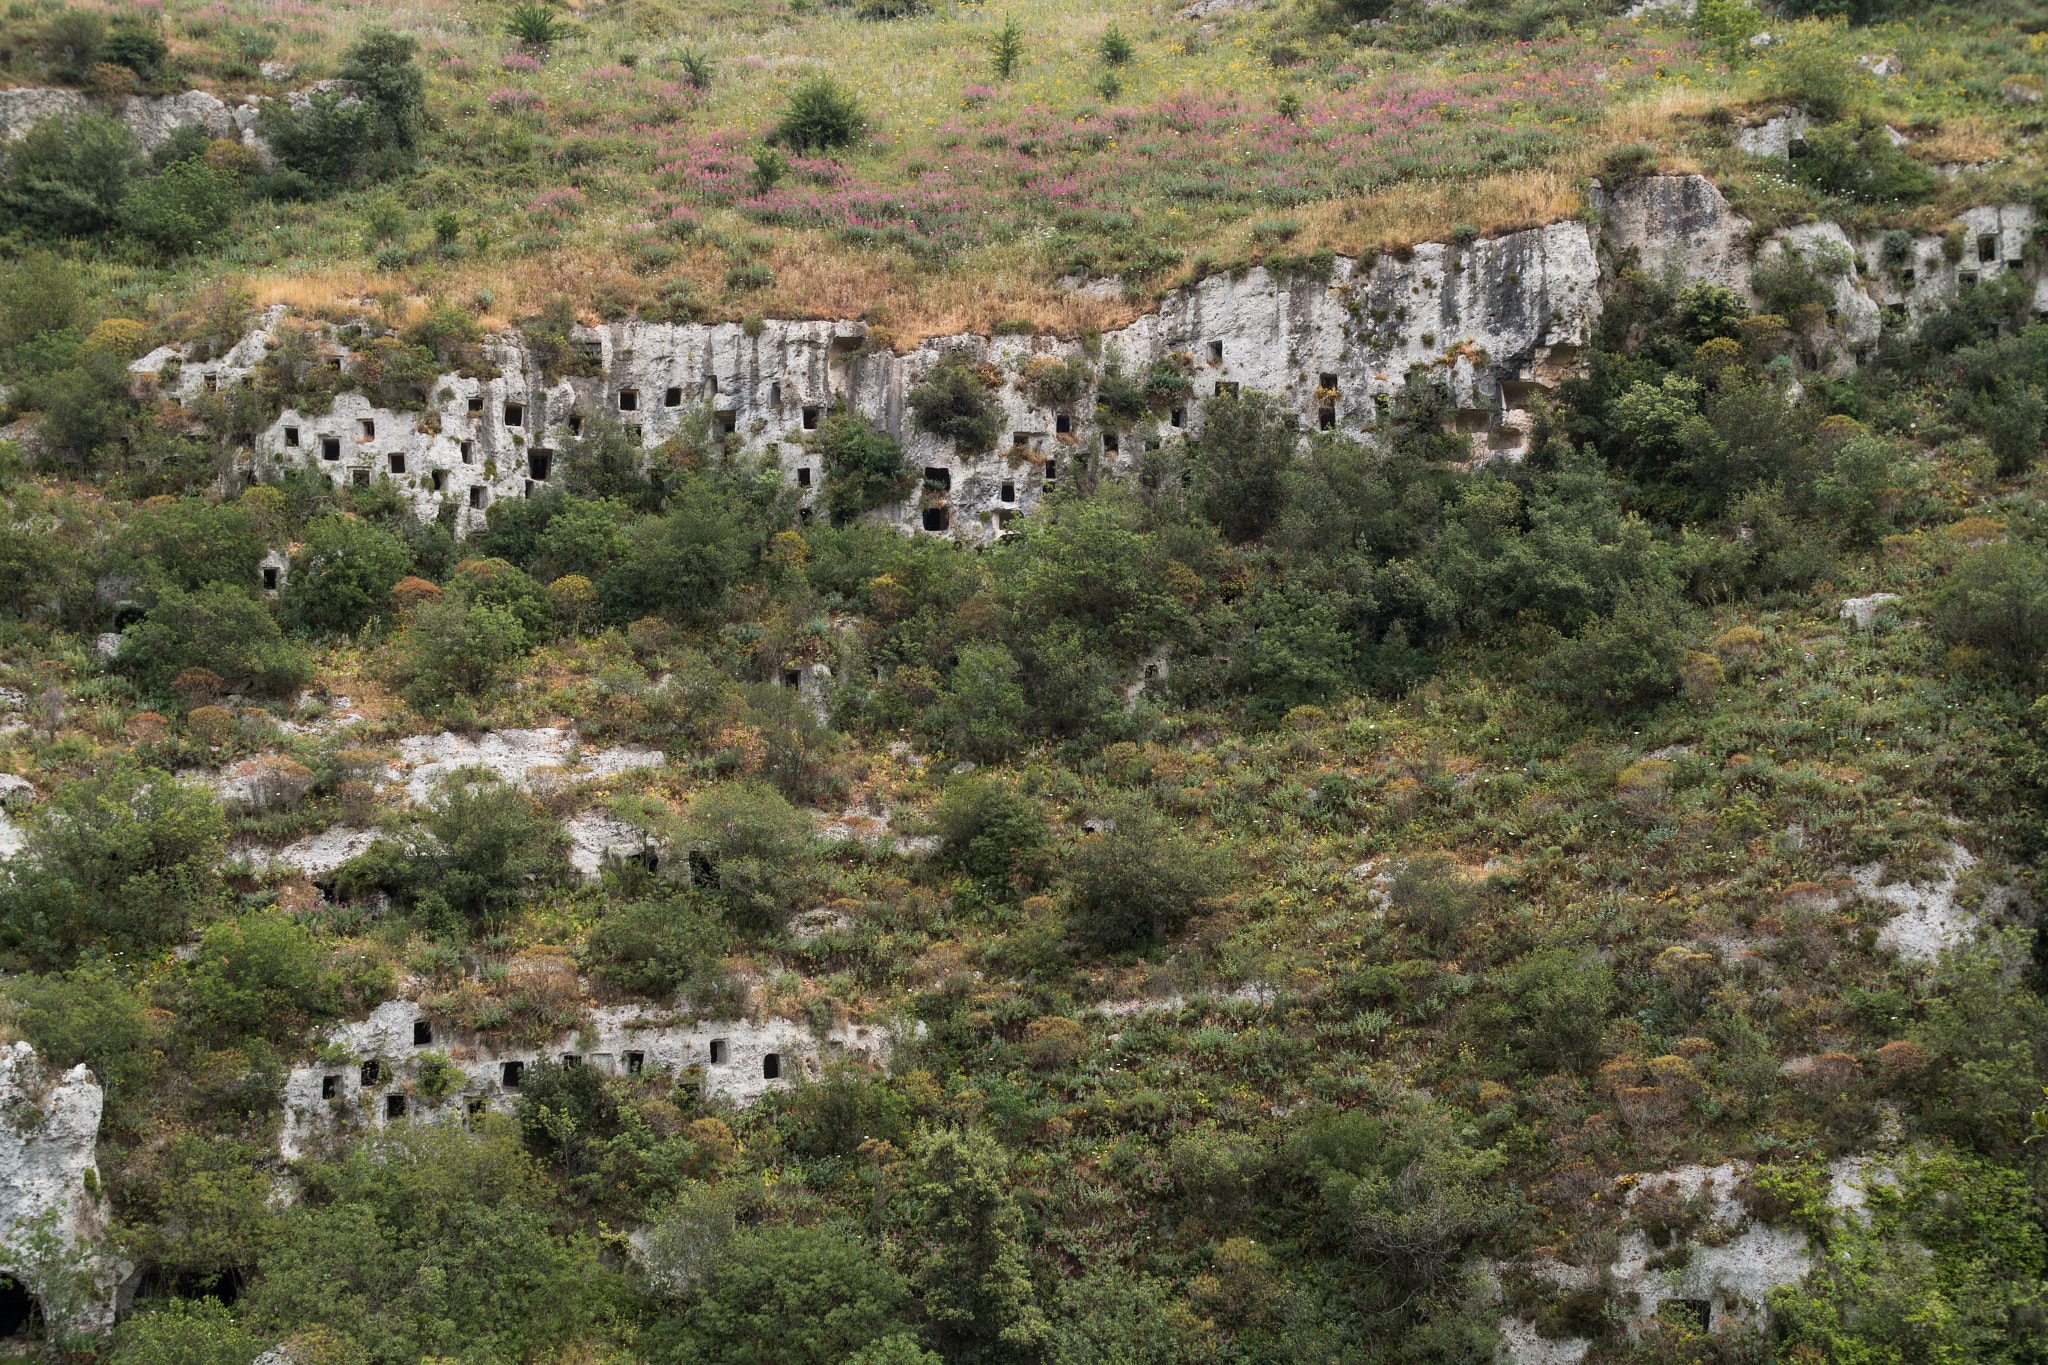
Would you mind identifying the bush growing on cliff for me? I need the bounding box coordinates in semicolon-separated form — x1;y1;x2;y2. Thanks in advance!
818;408;911;522
909;353;1001;453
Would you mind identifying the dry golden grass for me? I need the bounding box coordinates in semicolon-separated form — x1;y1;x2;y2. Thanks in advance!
1913;117;2006;165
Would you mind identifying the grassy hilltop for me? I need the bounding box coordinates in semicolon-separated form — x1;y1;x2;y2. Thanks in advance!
0;2;2044;1365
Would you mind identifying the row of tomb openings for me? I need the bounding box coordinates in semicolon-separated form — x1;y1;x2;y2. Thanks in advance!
320;1029;783;1111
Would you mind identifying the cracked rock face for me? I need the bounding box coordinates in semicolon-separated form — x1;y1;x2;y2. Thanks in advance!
279;998;901;1159
141;218;1601;547
134;174;2037;549
0;1043;112;1330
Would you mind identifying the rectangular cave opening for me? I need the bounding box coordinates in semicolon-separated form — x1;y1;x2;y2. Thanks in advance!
802;406;819;430
321;437;340;461
262;566;279;591
504;401;525;427
351;468;370;487
502;1060;524;1088
359;419;375;439
762;1053;781;1080
321;1074;339;1099
1208;340;1223;363
529;449;553;480
1055;413;1071;433
1978;234;1998;264
709;1039;728;1065
796;466;811;487
386;1094;406;1119
387;452;405;474
431;469;447;492
923;466;951;490
783;668;802;687
360;1060;382;1086
921;506;949;531
1102;432;1118;452
625;1051;644;1074
413;1020;432;1046
664;386;683;407
283;426;299;447
468;396;484;413
618;389;638;411
1319;406;1336;430
469;486;484;509
1000;481;1015;503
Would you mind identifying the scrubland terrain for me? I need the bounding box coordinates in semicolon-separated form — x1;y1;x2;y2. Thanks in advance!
0;2;2044;1365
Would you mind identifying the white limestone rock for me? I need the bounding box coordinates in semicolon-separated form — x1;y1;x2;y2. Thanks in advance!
0;1043;114;1331
1839;592;1901;629
278;998;901;1158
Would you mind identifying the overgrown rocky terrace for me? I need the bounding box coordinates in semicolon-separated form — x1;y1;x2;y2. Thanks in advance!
0;0;2047;1364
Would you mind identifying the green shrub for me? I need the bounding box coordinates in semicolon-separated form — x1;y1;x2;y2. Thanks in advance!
284;515;411;635
123;158;241;254
41;9;103;82
1489;946;1616;1071
818;408;910;522
1194;389;1295;543
262;92;377;191
684;780;811;925
186;912;334;1042
1544;581;1694;713
1070;804;1227;950
1814;433;1907;544
1387;855;1477;949
398;597;531;700
1931;542;2048;671
619;475;758;621
1980;385;2045;478
902;1127;1047;1365
118;497;267;595
1790;118;1939;204
580;896;733;998
1;113;140;239
247;1125;602;1365
336;28;426;152
776;76;865;152
0;251;81;356
120;585;312;696
1750;248;1835;318
4;965;150;1093
934;776;1049;882
112;1299;263;1365
101;19;168;78
930;643;1030;760
647;1225;908;1365
988;18;1025;79
0;761;226;965
1100;24;1134;65
909;353;1000;452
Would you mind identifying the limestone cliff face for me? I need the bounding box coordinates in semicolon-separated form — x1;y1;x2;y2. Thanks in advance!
136;219;1600;547
280;996;901;1159
1601;174;2042;368
0;1041;112;1329
119;174;2042;557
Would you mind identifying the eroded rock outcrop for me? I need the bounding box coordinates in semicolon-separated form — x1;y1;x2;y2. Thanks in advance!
137;219;1602;546
0;1042;114;1331
280;996;900;1159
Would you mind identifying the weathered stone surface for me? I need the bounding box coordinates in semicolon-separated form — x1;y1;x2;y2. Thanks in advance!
145;220;1600;545
0;1043;113;1329
278;997;901;1158
1600;173;1755;292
